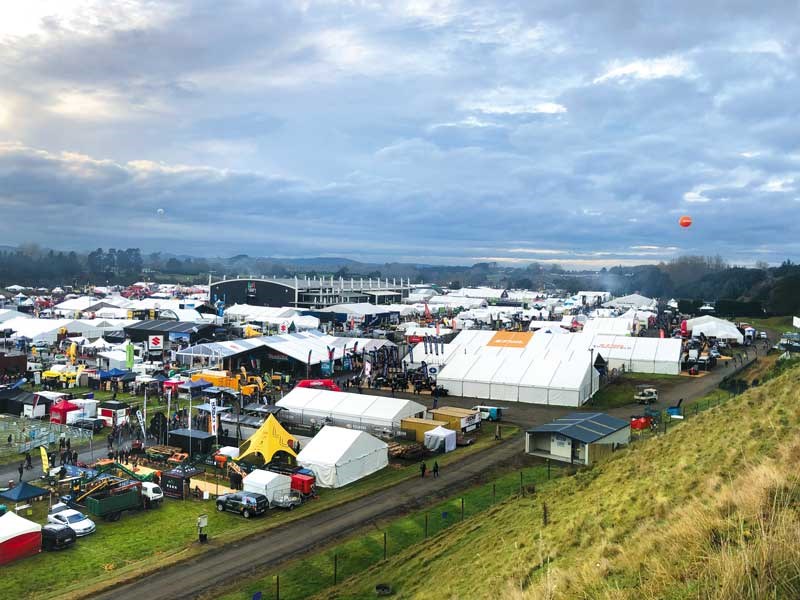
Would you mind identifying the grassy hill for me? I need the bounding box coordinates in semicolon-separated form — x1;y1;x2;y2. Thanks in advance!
323;362;800;599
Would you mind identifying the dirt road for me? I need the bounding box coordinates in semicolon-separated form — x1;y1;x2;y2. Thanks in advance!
89;434;524;600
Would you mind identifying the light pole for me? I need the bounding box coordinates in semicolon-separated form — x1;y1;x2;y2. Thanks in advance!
589;346;595;398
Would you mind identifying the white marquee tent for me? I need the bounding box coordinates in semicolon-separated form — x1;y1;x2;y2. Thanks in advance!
277;388;426;429
296;426;388;488
686;316;744;343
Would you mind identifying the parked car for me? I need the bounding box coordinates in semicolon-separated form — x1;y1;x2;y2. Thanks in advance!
47;504;96;536
759;331;768;339
73;418;105;433
271;491;302;510
32;340;50;349
709;348;721;359
215;492;268;518
41;523;77;550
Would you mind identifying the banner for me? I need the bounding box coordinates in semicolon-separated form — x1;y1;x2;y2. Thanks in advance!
209;398;218;436
794;316;800;329
40;446;49;474
136;409;146;439
307;349;313;366
320;361;332;376
125;342;134;369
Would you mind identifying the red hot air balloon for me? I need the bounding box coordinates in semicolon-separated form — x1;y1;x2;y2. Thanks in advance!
679;215;692;228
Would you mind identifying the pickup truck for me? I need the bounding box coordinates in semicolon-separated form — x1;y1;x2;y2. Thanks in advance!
216;491;268;518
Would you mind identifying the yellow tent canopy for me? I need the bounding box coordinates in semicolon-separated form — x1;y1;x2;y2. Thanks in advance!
237;414;297;466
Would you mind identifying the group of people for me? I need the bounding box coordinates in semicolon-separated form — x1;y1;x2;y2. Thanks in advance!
419;460;440;478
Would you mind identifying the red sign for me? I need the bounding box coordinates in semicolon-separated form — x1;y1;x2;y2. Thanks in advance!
149;335;163;349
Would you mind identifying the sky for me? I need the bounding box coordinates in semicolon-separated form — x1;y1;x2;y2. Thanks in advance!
0;0;799;269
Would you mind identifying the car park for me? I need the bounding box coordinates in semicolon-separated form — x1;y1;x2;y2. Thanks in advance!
41;523;77;550
47;504;96;536
215;491;268;518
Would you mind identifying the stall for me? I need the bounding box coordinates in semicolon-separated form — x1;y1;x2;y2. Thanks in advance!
296;426;388;488
49;399;81;424
0;512;42;565
423;426;457;453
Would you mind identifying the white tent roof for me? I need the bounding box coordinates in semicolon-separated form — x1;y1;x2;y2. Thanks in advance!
296;425;388;488
686;316;743;343
0;512;41;545
277;388;425;428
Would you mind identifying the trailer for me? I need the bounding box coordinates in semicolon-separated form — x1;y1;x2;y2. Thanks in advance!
85;482;163;521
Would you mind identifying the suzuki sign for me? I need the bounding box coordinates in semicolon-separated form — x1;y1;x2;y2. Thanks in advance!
149;335;163;350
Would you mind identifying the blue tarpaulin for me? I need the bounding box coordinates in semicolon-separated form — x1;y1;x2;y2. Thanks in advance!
0;481;48;502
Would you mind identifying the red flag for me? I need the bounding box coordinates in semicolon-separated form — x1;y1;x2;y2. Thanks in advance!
424;303;432;320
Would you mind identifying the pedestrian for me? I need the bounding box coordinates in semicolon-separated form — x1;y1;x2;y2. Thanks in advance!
25;451;32;470
66;437;71;451
432;461;439;478
420;461;427;478
18;462;24;482
107;434;113;450
6;433;11;446
72;450;78;465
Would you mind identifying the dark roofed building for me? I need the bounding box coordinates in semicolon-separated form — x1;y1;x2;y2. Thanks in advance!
210;276;412;309
123;320;216;346
525;412;630;466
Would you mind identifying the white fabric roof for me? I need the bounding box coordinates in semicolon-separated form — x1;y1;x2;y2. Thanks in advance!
602;294;657;309
296;425;388;488
0;512;41;545
277;388;425;428
582;317;633;336
686;316;743;343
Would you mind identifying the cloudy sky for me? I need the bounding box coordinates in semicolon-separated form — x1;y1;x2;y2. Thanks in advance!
1;1;798;268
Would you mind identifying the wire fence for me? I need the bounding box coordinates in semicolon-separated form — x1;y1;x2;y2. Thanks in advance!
244;464;562;600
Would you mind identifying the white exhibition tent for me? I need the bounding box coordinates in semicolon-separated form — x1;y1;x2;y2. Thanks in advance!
423;426;457;453
433;329;681;406
296;425;388;488
277;387;426;429
686;316;744;343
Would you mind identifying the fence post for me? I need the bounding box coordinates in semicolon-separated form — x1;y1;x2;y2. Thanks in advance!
542;502;548;527
520;471;524;495
383;531;387;560
424;513;428;539
492;483;496;503
334;553;338;585
461;497;465;521
547;459;551;480
276;575;280;600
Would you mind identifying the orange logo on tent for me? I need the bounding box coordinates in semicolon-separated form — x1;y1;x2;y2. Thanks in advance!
487;331;533;348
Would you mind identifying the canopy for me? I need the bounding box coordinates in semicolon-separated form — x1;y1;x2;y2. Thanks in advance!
0;512;41;566
0;481;48;502
296;426;388;488
686;316;744;343
423;426;457;453
237;414;298;466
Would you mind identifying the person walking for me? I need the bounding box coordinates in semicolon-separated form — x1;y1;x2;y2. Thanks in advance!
7;433;12;447
18;462;24;482
25;451;32;470
432;461;439;478
420;461;427;478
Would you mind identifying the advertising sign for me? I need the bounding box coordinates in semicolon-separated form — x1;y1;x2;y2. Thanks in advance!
209;398;218;436
149;335;163;350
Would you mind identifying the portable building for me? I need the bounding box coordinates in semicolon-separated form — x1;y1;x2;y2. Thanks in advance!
429;407;481;433
400;417;449;442
296;426;388;488
525;412;630;465
168;429;216;455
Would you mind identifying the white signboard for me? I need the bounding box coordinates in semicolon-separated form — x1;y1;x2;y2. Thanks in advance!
148;335;163;350
793;316;800;329
209;398;218;436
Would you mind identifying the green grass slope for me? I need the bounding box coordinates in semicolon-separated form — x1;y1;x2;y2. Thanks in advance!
325;363;800;600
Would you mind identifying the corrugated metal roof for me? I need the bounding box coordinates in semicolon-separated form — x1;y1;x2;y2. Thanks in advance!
529;412;628;444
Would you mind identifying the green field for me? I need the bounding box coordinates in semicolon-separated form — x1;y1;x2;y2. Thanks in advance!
216;464;559;600
321;362;800;599
0;424;516;600
734;315;796;332
589;372;680;410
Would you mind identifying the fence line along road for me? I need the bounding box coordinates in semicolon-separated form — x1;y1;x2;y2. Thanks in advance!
88;434;524;600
